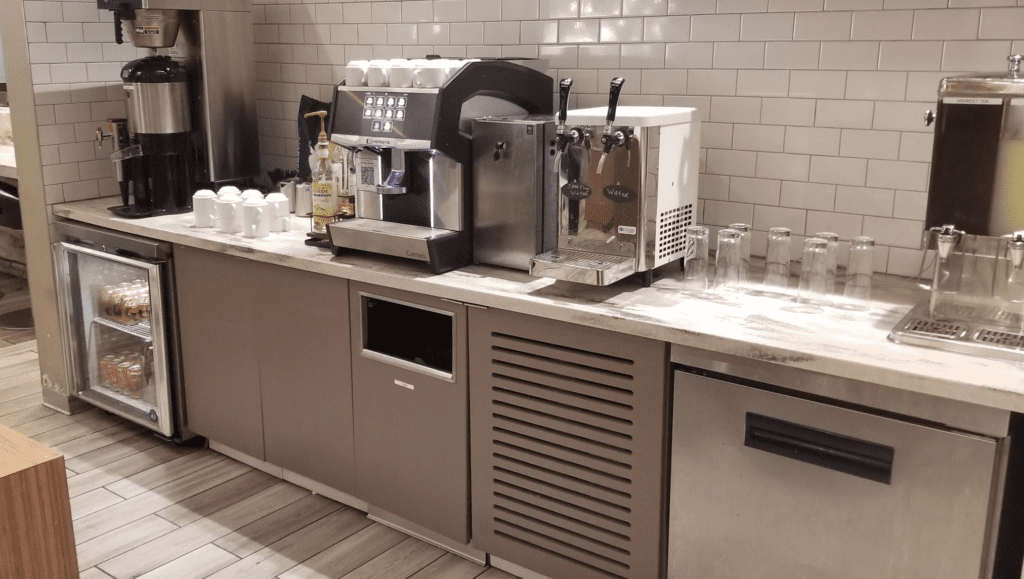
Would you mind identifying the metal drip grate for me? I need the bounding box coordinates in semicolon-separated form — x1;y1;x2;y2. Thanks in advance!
975;328;1024;349
903;318;969;340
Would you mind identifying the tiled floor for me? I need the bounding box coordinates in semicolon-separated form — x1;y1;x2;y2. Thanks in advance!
0;270;33;347
0;342;518;579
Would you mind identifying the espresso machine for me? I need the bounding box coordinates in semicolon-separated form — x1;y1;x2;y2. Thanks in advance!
889;55;1024;360
326;60;553;274
529;79;701;286
96;0;259;218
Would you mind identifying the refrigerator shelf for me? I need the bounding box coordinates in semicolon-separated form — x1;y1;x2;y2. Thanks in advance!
92;316;152;341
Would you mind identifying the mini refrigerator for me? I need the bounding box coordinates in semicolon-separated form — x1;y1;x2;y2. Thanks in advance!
53;221;192;440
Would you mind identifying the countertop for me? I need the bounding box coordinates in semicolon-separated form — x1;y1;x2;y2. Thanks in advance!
0;145;16;181
53;197;1024;413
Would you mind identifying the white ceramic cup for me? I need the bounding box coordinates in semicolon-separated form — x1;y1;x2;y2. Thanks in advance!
240;189;263;202
413;61;447;88
243;198;270;238
215;192;243;234
192;189;216;228
345;60;369;87
216;185;241;200
277;180;296;212
265;192;290;232
366;60;391;87
294;182;313;216
389;60;414;88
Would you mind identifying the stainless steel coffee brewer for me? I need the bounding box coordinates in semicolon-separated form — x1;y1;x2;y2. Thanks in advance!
529;79;701;286
889;55;1024;360
96;0;259;218
326;60;553;274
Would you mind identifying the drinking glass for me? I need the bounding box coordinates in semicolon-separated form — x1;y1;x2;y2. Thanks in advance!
815;231;839;294
799;238;830;304
682;226;710;290
728;223;751;282
764;227;791;288
844;236;875;300
715;229;744;290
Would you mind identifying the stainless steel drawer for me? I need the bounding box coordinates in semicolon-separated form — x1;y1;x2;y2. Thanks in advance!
669;369;1005;579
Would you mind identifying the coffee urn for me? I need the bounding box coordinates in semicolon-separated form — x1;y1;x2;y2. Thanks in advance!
96;0;259;218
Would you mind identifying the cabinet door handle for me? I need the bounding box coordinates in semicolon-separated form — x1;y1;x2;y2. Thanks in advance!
744;412;895;484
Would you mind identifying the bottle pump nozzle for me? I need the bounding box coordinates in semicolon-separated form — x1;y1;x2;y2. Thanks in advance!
304;111;329;146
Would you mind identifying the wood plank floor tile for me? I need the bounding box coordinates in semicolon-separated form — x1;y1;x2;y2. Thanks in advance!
79;567;115;579
275;522;409;579
98;482;311;579
0;348;40;369
0;371;41;404
76;514;180;571
475;570;520;579
32;412;124;447
57;422;146;460
103;448;227;499
67;444;200;499
337;537;446;579
0;402;56;428
155;469;281;527
15;407;103;438
0;358;42;380
213;493;343;558
64;432;163;475
0;391;44;418
75;458;251;543
135;544;239;579
205;507;373;579
70;488;125;521
407;554;489;579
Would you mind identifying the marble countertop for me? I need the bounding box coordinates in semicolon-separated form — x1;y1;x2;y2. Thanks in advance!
0;145;16;181
53;197;1024;413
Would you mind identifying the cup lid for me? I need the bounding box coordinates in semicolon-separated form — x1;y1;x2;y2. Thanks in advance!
265;192;288;201
193;189;215;198
218;192;241;201
243;197;267;206
217;185;241;197
241;189;263;198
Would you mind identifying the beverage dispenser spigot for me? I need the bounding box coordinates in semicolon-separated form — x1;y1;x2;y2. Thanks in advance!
1008;230;1024;270
555;79;575;152
597;78;626;175
935;224;964;262
1009;55;1023;78
95;119;131;207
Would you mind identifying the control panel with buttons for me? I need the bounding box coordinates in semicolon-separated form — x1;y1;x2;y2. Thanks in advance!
361;94;409;133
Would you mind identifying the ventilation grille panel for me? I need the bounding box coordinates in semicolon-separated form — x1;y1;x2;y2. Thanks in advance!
903;318;969;339
657;204;694;260
471;311;667;579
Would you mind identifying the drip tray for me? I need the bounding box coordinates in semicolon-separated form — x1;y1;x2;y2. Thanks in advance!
889;302;1024;362
529;249;636;286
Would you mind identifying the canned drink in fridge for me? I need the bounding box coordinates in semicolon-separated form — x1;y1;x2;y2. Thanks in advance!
126;364;144;399
115;361;133;394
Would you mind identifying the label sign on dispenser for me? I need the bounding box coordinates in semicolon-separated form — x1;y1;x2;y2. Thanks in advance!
604;184;637;203
561;182;592;200
395;380;415;390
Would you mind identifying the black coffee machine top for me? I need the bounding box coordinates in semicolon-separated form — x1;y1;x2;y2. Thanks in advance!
121;56;188;84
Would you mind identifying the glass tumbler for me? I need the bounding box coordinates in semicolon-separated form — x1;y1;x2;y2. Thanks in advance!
728;223;751;282
764;227;792;288
815;232;840;294
844;236;875;300
799;238;830;304
715;229;744;290
682;226;710;290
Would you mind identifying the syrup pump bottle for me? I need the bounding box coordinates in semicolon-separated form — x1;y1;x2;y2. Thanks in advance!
305;111;337;233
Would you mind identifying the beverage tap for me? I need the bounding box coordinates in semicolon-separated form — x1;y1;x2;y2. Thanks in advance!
930;224;965;316
1008;230;1024;271
555;78;574;154
597;77;626;175
96;119;131;208
376;148;407;195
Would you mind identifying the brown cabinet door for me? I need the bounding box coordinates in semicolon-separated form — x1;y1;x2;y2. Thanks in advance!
349;281;469;543
256;265;355;493
175;245;264;459
469;307;670;579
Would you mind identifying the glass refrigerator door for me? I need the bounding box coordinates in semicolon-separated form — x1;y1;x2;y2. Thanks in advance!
53;242;174;436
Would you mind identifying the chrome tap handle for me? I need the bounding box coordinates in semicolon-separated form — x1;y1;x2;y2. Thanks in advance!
558;78;573;130
1010;55;1023;78
603;77;625;135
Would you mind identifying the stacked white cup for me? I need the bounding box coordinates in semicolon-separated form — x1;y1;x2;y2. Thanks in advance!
192;189;216;228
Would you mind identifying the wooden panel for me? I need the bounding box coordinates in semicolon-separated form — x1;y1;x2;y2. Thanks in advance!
0;424;79;579
349;281;470;544
175;245;264;459
257;265;355;493
469;308;669;579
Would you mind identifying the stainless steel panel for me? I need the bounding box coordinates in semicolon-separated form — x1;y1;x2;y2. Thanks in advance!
197;10;259;182
889;302;1024;363
352;150;464;231
328;218;456;261
135;0;251;12
472;117;556;270
124;82;191;135
670;344;1012;438
529;248;635;285
670;369;1002;579
126;9;181;48
426;153;463;231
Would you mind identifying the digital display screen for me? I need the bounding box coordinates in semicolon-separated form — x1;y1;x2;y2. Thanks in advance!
332;89;437;141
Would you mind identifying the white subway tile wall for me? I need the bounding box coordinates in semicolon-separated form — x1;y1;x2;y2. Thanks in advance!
23;0;151;206
17;0;1024;276
243;0;1024;274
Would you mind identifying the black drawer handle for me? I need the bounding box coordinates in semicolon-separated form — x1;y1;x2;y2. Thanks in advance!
745;413;894;484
